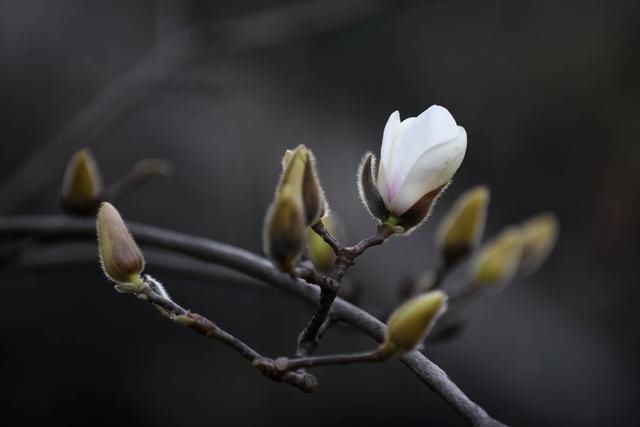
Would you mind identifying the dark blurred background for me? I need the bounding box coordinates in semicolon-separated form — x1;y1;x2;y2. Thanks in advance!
1;0;639;426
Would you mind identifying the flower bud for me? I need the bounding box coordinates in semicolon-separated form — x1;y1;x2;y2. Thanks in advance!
437;186;490;268
518;213;559;275
472;227;524;288
280;145;327;225
307;215;338;272
382;290;447;355
61;148;103;214
97;202;145;285
263;194;306;273
264;146;327;272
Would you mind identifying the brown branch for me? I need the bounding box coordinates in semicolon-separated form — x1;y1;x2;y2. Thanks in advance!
1;242;278;297
297;221;395;356
0;214;505;427
295;264;339;292
134;275;316;392
257;348;387;373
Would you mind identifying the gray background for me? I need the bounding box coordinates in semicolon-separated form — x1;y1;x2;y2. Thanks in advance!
1;1;638;426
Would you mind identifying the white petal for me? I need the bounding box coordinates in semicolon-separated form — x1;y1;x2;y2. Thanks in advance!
377;161;390;206
380;111;401;169
389;127;467;215
387;106;460;199
383;116;416;200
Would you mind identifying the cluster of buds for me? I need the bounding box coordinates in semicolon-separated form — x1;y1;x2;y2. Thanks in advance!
90;102;560;390
432;183;558;290
264;106;469;272
261;105;470;354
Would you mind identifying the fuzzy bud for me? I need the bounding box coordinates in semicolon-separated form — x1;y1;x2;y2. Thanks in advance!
97;202;145;285
518;213;559;275
281;145;328;225
263;194;306;273
264;146;327;272
472;227;524;288
437;186;490;267
382;291;448;355
61;148;103;214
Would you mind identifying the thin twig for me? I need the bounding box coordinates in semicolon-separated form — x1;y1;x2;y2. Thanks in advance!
0;214;505;427
103;159;173;202
310;221;342;253
1;242;278;297
428;288;482;341
430;260;449;290
317;315;339;340
297;221;394;356
449;287;482;306
134;275;316;392
295;264;339;292
345;223;395;257
259;348;387;373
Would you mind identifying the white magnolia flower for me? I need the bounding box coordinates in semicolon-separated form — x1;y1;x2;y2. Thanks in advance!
377;105;467;216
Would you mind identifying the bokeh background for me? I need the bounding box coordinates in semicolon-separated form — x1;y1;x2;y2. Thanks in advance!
1;1;639;426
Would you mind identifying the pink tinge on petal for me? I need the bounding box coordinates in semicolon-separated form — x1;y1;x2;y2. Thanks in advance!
387;174;402;202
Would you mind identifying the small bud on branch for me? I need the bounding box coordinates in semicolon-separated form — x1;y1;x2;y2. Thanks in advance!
264;145;328;272
382;290;448;355
96;202;145;286
472;227;524;287
61;148;103;214
518;212;559;276
437;186;490;268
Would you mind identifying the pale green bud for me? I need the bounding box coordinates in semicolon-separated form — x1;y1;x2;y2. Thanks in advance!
437;186;490;267
472;227;524;287
280;145;327;225
97;202;145;285
382;291;448;355
61;148;103;214
264;146;328;272
518;213;559;275
263;191;306;273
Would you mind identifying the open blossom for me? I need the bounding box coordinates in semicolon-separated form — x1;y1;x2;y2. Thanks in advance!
378;105;467;216
358;105;467;231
